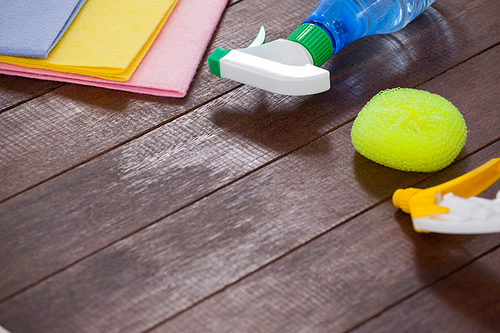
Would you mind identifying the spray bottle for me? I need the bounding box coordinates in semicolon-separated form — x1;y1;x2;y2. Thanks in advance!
208;0;436;95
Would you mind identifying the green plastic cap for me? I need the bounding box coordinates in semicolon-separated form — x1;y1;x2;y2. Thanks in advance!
287;24;333;67
208;48;231;77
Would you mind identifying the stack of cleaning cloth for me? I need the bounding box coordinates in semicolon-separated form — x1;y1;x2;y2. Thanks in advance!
0;0;229;97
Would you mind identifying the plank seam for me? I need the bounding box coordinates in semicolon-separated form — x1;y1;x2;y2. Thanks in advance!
415;41;500;88
0;82;66;115
228;0;245;6
343;243;500;333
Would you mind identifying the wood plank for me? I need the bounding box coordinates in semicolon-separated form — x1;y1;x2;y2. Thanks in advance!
1;44;500;331
0;0;499;202
0;75;63;112
352;246;500;333
150;145;500;333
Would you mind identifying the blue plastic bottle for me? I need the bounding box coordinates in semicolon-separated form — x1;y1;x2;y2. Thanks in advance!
287;0;436;66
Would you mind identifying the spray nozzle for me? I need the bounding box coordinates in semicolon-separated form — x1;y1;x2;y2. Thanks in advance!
393;158;500;234
208;26;330;95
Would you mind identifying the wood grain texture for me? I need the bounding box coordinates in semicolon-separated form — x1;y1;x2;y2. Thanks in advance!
1;43;500;332
0;0;499;202
152;144;500;333
352;246;500;333
0;74;63;112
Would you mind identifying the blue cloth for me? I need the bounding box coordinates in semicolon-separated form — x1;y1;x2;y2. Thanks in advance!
0;0;87;58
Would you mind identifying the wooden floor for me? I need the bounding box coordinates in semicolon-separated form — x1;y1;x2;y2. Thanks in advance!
1;0;500;332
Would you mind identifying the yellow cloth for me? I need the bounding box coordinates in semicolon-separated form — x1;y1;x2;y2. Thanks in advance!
0;0;178;81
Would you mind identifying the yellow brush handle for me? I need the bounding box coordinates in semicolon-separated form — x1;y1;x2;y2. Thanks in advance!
393;158;500;218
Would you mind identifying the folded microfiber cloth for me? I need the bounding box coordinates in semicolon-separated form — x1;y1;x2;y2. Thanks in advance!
0;0;229;98
0;0;87;58
0;0;178;81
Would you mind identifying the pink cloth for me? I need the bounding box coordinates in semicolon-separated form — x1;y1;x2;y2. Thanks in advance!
0;0;228;98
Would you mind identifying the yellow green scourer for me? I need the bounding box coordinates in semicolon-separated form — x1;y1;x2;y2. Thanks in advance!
351;88;467;172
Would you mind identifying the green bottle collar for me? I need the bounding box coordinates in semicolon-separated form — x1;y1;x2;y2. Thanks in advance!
287;23;334;67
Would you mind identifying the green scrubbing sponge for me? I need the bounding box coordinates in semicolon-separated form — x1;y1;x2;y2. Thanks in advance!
351;88;467;172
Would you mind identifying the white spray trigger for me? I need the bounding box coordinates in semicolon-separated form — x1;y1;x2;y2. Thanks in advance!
413;191;500;234
247;26;266;48
210;27;330;95
393;158;500;234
